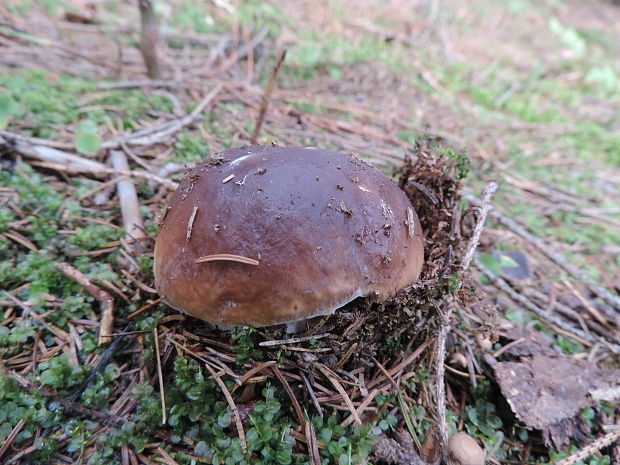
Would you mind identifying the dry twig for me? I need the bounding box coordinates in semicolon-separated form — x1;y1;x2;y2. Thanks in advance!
250;50;286;144
110;150;146;254
555;430;620;465
470;200;620;316
476;260;620;353
55;262;114;345
259;333;331;347
436;181;497;462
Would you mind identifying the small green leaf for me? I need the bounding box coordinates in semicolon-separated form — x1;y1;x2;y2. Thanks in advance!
79;120;98;133
478;253;501;276
194;441;208;456
75;132;102;154
0;95;18;117
276;450;292;465
217;412;232;428
499;254;519;268
185;384;202;401
319;427;332;443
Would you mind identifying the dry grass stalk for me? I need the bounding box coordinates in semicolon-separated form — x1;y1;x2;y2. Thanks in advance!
0;419;26;459
272;366;306;427
340;388;381;428
259;333;330;347
301;372;323;417
112;299;151;322
3;230;39;252
237;361;277;385
156;447;180;465
202;361;248;453
366;339;432;390
317;364;362;425
305;421;321;465
153;328;167;425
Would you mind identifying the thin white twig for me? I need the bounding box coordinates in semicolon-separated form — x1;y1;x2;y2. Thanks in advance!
110;150;146;254
436;181;498;463
104;84;223;147
13;141;178;189
555;430;620;465
461;181;498;272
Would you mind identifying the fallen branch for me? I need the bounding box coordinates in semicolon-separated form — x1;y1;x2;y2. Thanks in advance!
110;150;146;254
468;197;620;317
0;130;75;150
11;141;106;171
104;83;223;147
476;259;620;354
55;262;114;344
9;138;179;189
555;430;620;465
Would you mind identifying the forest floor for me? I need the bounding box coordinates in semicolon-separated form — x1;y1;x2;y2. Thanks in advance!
0;0;619;464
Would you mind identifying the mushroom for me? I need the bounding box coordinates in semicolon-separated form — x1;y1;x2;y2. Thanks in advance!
448;432;486;465
154;145;424;327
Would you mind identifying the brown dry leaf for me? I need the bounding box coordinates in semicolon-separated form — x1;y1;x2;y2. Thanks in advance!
486;351;620;449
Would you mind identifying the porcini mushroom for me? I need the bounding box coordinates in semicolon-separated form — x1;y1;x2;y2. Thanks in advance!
448;432;486;465
154;146;424;327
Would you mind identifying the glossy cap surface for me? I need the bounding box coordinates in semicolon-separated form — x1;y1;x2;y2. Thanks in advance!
154;146;424;326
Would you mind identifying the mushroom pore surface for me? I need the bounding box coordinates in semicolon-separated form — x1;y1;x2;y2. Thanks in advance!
154;146;424;326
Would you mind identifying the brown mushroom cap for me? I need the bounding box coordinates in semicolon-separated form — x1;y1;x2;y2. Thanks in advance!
448;432;486;465
154;146;424;326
